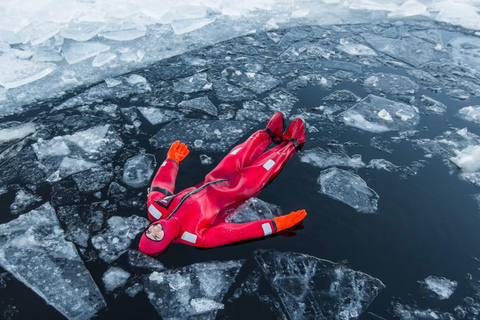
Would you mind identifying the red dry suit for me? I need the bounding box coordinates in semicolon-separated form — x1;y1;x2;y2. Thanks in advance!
141;129;297;254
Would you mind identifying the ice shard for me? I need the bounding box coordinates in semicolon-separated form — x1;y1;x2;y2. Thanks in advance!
91;215;149;263
178;96;218;117
254;249;385;320
318;167;379;213
0;122;36;144
340;95;420;133
150;119;255;152
144;260;244;319
419;276;457;300
300;148;365;169
0;52;56;89
224;198;282;223
0;203;106;320
363;73;419;95
122;153;156;188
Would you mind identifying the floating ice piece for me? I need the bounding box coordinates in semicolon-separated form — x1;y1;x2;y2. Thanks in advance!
322;90;361;102
388;0;429;18
254;249;385;320
393;303;455;319
137;107;184;125
318;167;379;213
300;148;365;169
178;96;218;117
0;122;35;144
171;17;216;35
263;89;298;116
126;283;143;297
26;22;60;46
225;198;281;223
62;41;110;65
0;53;56;89
47;157;99;182
0;203;106;320
448;36;480;74
420;95;447;114
363;34;438;67
447;89;469;100
122;153;156;188
367;159;399;172
10;189;42;215
420;276;457;300
200;154;213;165
92;215;148;263
363;73;419;95
337;40;377;56
60;22;106;41
103;267;131;292
56;204;104;248
173;73;212;93
101;28;146;41
341;95;420;133
92;52;116;67
459;106;480;124
127;250;165;271
144;260;244;319
449;145;480;173
72;167;114;193
150;119;255;152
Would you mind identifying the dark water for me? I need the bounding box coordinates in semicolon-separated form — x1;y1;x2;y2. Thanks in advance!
1;21;480;320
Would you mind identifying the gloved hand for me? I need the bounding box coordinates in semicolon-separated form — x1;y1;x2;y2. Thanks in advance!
166;140;189;164
273;209;307;232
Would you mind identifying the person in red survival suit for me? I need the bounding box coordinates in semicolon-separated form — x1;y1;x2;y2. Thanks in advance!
139;112;307;256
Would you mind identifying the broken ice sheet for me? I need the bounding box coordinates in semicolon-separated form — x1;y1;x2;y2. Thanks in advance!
458;106;480;125
212;79;256;102
367;159;399;172
322;90;361;102
103;267;131;292
173;72;212;93
263;89;298;117
0;52;56;89
127;249;165;271
340;95;420;133
178;96;218;117
10;189;42;215
230;71;281;95
337;39;377;56
393;303;455;320
318;167;379;213
0;203;106;320
363;73;419;95
448;36;480;75
419;276;457;300
224;198;281;223
0;122;36;144
72;167;114;193
300;148;365;169
150;119;255;152
144;260;244;320
62;40;110;65
122;153;156;188
254;249;385;320
91;215;148;263
420;95;447;114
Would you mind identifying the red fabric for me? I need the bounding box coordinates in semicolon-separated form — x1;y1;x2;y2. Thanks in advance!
142;129;297;251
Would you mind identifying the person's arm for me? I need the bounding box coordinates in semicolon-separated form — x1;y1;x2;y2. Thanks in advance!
193;210;307;248
150;141;189;198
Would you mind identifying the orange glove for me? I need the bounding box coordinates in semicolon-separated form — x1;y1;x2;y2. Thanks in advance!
273;209;307;232
166;140;189;164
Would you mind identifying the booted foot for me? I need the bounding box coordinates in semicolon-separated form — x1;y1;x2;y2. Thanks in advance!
266;112;286;142
283;118;306;150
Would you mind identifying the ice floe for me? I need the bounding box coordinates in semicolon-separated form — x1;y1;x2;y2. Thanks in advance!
420;276;457;300
103;267;131;292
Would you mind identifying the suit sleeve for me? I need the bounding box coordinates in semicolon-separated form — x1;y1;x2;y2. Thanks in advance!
150;159;179;198
194;219;277;248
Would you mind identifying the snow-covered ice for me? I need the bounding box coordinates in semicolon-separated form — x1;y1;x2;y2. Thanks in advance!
0;122;36;144
341;95;420;133
0;203;106;320
9;188;42;215
137;107;184;125
102;267;131;292
254;249;385;320
144;260;244;319
91;215;149;263
420;276;457;300
318;167;379;213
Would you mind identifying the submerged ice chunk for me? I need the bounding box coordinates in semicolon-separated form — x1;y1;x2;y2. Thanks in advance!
458;106;480;124
178;96;218;117
449;145;480;173
150;119;255;152
263;89;298;116
254;249;385;320
62;41;110;65
225;198;281;223
128;250;165;271
103;267;131;292
341;95;420;133
0;203;106;320
318;167;379;213
420;276;457;300
10;189;42;215
91;215;148;263
122;153;156;188
72;167;113;193
363;73;419;95
337;40;377;56
138;107;184;125
174;73;212;93
300;148;365;169
144;260;244;320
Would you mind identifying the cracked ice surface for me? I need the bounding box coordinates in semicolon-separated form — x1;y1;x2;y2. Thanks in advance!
253;249;385;320
150;119;255;152
91;215;149;263
144;260;244;320
318;167;379;213
32;125;123;182
0;203;106;320
341;95;420;133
